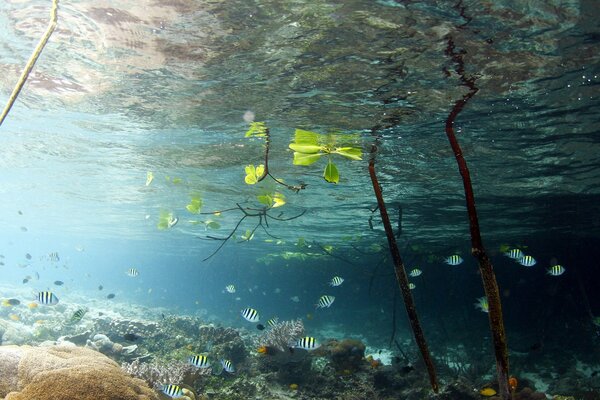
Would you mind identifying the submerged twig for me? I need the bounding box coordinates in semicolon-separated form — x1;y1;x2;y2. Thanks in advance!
0;0;59;126
198;203;305;261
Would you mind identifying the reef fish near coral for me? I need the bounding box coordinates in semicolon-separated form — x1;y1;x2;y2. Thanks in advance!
220;359;235;373
293;336;320;350
329;276;344;286
162;384;184;397
188;354;210;368
36;291;59;305
241;307;259;322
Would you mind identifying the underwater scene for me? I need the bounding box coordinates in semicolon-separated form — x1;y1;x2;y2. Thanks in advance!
0;1;599;399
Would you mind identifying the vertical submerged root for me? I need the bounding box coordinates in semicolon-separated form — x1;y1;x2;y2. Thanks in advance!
368;152;439;393
444;37;511;399
0;0;59;127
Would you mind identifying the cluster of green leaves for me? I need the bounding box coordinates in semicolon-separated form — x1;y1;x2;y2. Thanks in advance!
288;129;362;184
244;164;265;185
245;121;268;138
157;210;178;230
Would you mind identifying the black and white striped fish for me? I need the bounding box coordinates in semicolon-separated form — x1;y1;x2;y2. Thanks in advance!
444;255;463;266
316;295;335;309
517;255;536;267
220;359;235;373
241;307;260;322
329;276;344;287
161;384;183;397
293;336;320;350
547;264;565;276
126;268;139;277
36;291;59;305
188;354;210;368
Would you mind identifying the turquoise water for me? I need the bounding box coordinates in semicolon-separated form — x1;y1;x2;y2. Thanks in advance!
1;0;600;398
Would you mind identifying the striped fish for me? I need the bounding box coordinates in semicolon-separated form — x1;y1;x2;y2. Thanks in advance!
48;252;60;262
444;255;463;266
316;295;335;309
188;354;210;368
127;268;139;277
266;317;279;327
161;384;183;398
409;268;422;277
36;291;59;305
504;248;524;259
294;336;320;350
408;283;416;289
517;255;536;267
329;276;344;287
68;308;87;324
547;264;565;276
220;359;235;373
241;307;259;322
225;284;236;293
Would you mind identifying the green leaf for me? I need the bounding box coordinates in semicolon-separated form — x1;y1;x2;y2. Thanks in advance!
293;152;323;166
324;159;339;184
206;221;220;230
294;129;320;145
333;146;362;160
245;164;265;184
245;121;267;138
256;194;273;206
186;196;203;214
288;143;323;154
172;177;182;184
272;192;286;208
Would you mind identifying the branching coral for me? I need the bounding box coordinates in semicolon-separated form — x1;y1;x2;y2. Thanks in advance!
256;319;304;352
121;360;206;390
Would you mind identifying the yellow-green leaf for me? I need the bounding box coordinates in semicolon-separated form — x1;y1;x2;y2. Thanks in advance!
272;193;286;208
241;230;254;241
288;143;323;154
334;147;362;160
324;159;339;184
206;221;220;230
294;128;320;145
257;194;273;206
245;121;267;137
293;152;323;166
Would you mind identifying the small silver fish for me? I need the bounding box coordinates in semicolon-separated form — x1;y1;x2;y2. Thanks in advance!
504;248;524;259
225;284;236;293
127;268;139;277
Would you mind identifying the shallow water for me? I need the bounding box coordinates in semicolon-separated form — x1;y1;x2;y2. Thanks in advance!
1;1;599;399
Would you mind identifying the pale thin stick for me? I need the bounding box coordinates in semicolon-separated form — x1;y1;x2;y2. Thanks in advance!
0;0;59;127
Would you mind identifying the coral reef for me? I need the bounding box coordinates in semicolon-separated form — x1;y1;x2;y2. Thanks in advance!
122;359;209;390
0;344;158;400
256;319;304;352
320;338;366;372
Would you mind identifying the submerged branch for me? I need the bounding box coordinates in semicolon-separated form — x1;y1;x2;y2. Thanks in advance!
368;148;439;393
444;36;511;400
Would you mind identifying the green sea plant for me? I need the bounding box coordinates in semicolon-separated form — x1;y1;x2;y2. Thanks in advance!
288;128;362;184
244;121;306;191
157;210;178;230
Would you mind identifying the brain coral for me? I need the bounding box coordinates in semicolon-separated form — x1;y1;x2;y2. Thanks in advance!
0;344;159;400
